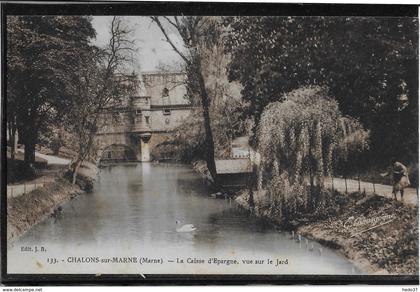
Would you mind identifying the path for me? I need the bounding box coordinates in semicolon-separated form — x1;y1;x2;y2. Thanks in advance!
8;151;71;199
325;177;418;206
16;149;71;165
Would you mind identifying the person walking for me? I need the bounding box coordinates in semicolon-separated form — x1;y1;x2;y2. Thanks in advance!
382;161;410;201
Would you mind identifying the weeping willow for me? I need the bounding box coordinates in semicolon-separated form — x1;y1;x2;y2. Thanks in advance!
257;86;369;219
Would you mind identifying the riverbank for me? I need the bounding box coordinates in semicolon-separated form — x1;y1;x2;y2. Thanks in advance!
7;178;82;241
235;190;418;275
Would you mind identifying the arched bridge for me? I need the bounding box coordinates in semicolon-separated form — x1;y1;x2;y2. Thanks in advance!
95;71;195;164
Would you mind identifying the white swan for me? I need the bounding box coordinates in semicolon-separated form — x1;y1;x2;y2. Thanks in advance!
175;220;197;232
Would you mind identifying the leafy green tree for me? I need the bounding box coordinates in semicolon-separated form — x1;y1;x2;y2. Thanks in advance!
7;16;96;171
225;16;418;167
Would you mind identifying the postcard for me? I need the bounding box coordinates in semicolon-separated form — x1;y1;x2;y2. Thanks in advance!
2;2;419;285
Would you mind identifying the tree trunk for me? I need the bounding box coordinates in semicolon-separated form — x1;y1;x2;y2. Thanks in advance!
308;157;315;209
20;120;37;168
195;57;219;187
8;121;16;161
248;164;257;209
344;176;348;193
72;159;82;185
7;120;17;182
24;138;36;167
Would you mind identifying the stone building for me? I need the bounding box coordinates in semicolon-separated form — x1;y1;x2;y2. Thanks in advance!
95;71;195;163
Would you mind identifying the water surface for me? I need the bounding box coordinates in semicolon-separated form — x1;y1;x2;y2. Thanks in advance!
8;163;360;274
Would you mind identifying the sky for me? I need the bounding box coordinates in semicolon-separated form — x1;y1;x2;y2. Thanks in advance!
91;16;183;72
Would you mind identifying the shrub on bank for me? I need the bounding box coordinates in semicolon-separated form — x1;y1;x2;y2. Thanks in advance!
63;168;94;192
7;178;81;241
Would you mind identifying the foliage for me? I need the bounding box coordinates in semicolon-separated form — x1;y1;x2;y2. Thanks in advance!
160;97;250;162
167;109;206;162
152;16;243;184
225;16;418;166
266;172;308;222
152;16;219;183
334;118;371;178
152;16;248;163
7;16;96;168
37;126;64;155
258;86;369;219
211;98;251;158
63;16;137;184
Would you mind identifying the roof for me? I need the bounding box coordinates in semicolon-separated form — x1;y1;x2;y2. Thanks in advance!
215;159;252;174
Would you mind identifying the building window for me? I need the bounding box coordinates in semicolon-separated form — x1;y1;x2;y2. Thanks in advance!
135;109;142;115
163;109;171;115
145;116;150;125
162;87;170;105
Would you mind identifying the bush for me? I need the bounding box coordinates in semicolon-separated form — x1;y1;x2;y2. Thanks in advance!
266;172;308;223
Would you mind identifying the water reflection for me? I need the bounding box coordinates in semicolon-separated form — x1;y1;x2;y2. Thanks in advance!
8;163;361;275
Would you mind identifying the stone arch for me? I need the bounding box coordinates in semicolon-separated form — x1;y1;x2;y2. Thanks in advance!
97;143;137;164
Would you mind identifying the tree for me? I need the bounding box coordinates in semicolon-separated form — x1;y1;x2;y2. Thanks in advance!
258;86;368;215
65;16;137;184
6;16;96;173
225;16;418;166
159;96;249;162
153;17;249;162
151;16;222;185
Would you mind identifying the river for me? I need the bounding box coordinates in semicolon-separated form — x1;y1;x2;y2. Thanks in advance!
8;163;361;274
